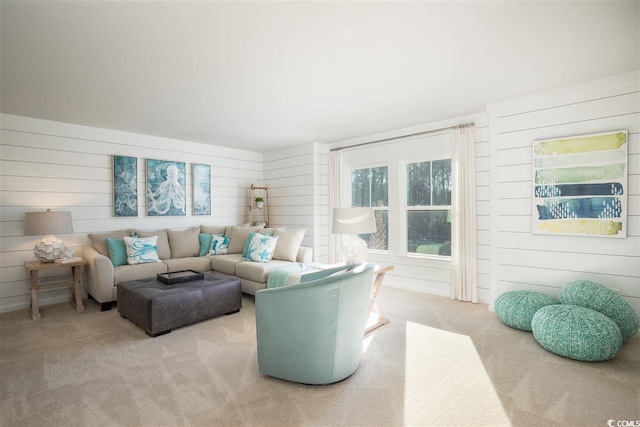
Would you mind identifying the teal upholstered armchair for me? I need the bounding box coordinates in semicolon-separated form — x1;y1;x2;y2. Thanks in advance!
255;263;375;385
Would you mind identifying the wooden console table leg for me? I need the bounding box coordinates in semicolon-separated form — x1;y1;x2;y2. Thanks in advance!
365;265;393;335
70;265;84;312
29;270;41;320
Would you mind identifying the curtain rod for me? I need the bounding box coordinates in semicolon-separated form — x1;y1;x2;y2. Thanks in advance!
330;121;474;152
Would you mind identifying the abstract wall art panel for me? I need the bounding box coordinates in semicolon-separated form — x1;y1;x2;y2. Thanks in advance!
113;155;138;217
146;159;186;216
192;164;211;215
532;130;628;238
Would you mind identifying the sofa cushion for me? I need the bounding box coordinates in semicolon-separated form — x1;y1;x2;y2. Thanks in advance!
245;233;278;263
273;229;306;262
106;237;127;267
235;259;303;283
114;263;168;285
132;229;171;260
259;227;286;236
210;254;245;275
88;230;131;257
163;257;212;273
227;225;265;254
123;236;161;265
167;227;201;258
200;225;228;236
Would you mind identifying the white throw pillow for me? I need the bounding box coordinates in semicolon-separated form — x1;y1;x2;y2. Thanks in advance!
209;235;230;255
227;225;265;254
273;229;306;262
123;235;161;265
245;233;278;263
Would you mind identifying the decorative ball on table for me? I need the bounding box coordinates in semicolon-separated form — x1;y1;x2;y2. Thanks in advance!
494;290;558;331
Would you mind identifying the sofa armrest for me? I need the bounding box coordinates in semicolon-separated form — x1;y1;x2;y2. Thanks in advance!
296;246;312;263
82;245;115;303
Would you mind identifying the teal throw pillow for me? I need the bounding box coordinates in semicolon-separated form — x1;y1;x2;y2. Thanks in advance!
245;233;278;263
199;233;213;256
122;235;160;265
105;237;127;267
209;234;230;255
242;232;258;257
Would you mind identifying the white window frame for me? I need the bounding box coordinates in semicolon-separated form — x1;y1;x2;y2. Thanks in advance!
402;156;452;261
347;164;389;254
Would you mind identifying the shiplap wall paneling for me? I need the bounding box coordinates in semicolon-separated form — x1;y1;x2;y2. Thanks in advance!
263;143;316;254
313;143;331;263
0;114;262;313
474;123;491;302
488;71;640;315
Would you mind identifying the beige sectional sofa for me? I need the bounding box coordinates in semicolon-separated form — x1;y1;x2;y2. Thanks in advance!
82;225;311;310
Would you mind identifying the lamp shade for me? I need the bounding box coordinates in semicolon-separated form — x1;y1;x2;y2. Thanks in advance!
24;210;73;236
332;207;377;235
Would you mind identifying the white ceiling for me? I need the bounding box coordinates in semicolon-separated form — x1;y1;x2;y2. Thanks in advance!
1;1;638;152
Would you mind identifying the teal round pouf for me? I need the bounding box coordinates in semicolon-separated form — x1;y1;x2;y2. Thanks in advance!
494;290;558;331
531;305;622;361
560;280;639;341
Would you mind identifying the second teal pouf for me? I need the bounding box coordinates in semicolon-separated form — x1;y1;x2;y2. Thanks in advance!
560;280;639;341
495;290;558;331
531;305;622;361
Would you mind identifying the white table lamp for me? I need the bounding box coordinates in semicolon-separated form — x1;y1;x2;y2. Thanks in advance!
332;207;377;264
24;209;73;262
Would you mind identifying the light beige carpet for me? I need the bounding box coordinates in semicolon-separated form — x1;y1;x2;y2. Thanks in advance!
1;286;638;427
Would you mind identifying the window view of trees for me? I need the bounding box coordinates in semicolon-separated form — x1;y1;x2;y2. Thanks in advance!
406;159;451;257
351;166;388;250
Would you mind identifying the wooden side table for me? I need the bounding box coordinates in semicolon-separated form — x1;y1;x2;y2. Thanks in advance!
365;265;394;335
24;259;87;320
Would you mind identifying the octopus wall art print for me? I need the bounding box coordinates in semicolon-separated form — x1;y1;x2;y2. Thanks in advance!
192;164;211;215
113;155;138;217
146;159;186;216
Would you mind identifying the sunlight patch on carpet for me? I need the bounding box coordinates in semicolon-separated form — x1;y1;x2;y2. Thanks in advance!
404;321;510;426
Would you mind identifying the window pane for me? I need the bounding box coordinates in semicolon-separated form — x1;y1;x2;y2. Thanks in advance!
407;161;431;206
359;209;388;251
432;159;451;206
407;210;451;256
370;167;388;207
351;169;370;207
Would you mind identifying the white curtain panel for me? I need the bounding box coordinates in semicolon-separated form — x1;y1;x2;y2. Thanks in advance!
329;150;343;264
451;125;478;303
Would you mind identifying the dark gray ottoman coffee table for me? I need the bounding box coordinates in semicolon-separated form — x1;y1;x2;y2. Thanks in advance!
117;272;242;337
